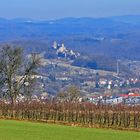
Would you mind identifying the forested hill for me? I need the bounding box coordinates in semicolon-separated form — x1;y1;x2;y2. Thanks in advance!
0;15;140;60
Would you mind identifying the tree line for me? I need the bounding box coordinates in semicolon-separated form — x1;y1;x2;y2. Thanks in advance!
0;101;140;130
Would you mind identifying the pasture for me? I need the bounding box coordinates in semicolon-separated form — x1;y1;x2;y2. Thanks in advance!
0;120;139;140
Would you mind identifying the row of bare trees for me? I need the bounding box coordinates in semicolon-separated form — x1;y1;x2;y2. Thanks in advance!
0;101;140;130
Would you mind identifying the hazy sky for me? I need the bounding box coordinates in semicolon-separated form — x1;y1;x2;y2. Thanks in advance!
0;0;140;20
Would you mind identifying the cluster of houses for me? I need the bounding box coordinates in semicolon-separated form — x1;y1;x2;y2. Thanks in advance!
88;91;140;105
96;78;139;89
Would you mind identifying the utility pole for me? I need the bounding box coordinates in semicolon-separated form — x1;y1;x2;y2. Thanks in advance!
117;59;120;75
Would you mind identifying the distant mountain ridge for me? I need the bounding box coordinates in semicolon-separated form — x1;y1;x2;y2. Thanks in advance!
0;15;140;60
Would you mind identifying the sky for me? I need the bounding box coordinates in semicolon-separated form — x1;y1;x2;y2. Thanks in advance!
0;0;140;20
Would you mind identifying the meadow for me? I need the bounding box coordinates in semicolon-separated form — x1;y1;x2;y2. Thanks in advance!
0;120;140;140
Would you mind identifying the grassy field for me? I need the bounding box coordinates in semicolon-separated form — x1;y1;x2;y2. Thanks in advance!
0;120;140;140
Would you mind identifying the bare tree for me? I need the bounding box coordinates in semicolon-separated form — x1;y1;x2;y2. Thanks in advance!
0;45;42;105
67;86;80;102
57;86;80;102
57;91;67;101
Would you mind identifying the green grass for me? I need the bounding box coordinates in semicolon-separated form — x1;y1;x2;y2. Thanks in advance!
0;120;139;140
